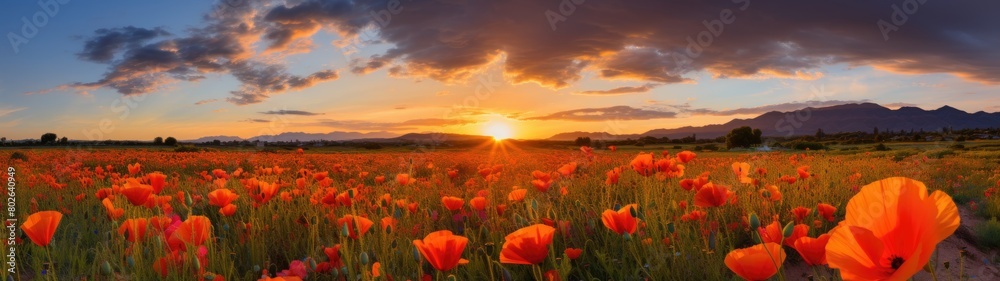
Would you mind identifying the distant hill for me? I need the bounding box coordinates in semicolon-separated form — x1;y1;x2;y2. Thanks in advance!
390;133;494;143
549;103;1000;140
184;131;398;143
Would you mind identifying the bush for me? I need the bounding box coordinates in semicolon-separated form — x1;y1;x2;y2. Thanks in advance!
9;151;27;162
873;143;890;151
693;145;703;151
173;145;203;152
925;149;955;159
791;141;824;150
976;217;1000;249
702;144;719;151
362;143;383;150
164;137;178;146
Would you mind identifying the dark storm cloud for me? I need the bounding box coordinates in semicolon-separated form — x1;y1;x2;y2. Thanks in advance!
523;106;677;121
259;110;324;116
261;0;1000;86
44;0;1000;103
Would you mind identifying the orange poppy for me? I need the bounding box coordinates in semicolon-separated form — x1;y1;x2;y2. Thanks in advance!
470;196;488;211
760;185;782;202
693;183;730;208
724;242;785;281
605;167;622;185
654;159;685;180
102;198;124;220
783;224;809;247
564;248;583;260
219;204;237;216
413;230;470;271
118;218;148;242
757;221;783;244
630;153;655;176
676;151;696;163
816;203;836;222
148;172;167;194
441;196;464;211
826;177;960;281
336;215;374;239
791;206;811;224
507;189;527;202
21;211;62;247
127;163;141;175
499;224;556;265
601;204;639;235
797;166;811;179
396;173;416;185
208;188;239;208
381;217;397;233
168;215;212;251
121;179;154;206
792;234;831;266
557;162;577;176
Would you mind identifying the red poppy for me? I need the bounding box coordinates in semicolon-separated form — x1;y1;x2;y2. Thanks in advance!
441;196;464;212
507;189;527;202
601;204;639;235
148;172;167;194
792;234;831;266
693;183;730;208
118;218;148;242
791;206;811;224
219;204;237;216
336;215;374;239
208;188;239;208
676;151;696;163
470;196;488;211
630;153;655;176
500;224;556;265
797;166;811;179
168;216;212;251
564;248;583;260
724;243;785;281
816;203;836;222
413;230;470;271
122;179;153;206
21;211;62;247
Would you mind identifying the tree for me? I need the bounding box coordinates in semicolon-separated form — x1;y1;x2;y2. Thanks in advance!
164;137;178;146
815;128;826;139
59;137;68;144
154;137;164;145
40;133;57;144
725;126;763;149
574;136;591;146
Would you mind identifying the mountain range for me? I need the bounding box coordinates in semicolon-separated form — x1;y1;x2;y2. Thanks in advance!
182;103;1000;143
547;103;1000;140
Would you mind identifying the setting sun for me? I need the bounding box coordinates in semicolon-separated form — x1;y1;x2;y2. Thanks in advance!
484;121;513;141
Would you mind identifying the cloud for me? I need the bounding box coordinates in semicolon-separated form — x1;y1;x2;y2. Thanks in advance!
435;91;450;96
523;106;676;121
259;110;324;116
242;118;271;123
312;118;479;131
576;84;659;95
882;102;918;109
37;2;338;105
258;0;1000;87
0;107;27;118
194;99;218;105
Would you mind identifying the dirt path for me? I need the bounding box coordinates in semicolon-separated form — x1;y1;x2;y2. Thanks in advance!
783;207;999;280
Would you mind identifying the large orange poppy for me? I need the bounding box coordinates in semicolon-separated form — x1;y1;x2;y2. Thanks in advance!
412;230;470;271
630;153;655;176
693;183;730;208
825;177;960;280
337;215;374;239
724;242;786;281
21;211;63;247
793;234;831;266
168;215;212;251
601;204;639;235
441;196;464;212
208;188;239;208
500;224;555;265
117;218;148;242
121;179;154;206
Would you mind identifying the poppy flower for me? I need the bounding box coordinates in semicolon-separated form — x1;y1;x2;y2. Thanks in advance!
676;151;696;163
760;185;782;202
208;188;239;208
826;177;960;281
605;167;622;185
127;163;141;175
564;248;583;260
757;221;783;244
324;245;344;268
21;211;62;247
500;224;556;265
118;218;148;242
791;206;811;224
148;172;167;194
630;153;655;176
797;166;811;179
102;198;124;220
219;204;237;216
655;159;685;180
780;175;797;184
724;242;785;281
122;179;154;206
441;196;464;212
732;162;751;183
601;204;639;235
397;173;416;185
784;224;809;247
381;217;397;233
168;216;212;251
336;215;374;239
792;234;831;266
413;230;470;271
557;162;577;176
693;183;730;208
532;179;553;192
507;189;527;202
816;203;836;222
470;197;488;211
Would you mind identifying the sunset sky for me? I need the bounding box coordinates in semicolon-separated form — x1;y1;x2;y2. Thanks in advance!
2;0;999;141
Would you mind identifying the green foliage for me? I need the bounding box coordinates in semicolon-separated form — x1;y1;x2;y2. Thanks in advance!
925;149;955;159
976;217;1000;249
164;137;178;146
40;132;57;144
725;126;762;149
790;141;824;150
873;143;890;151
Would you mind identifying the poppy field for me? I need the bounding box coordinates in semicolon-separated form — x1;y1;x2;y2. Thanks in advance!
2;145;1000;280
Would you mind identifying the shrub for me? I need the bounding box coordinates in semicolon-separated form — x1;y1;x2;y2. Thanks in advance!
976;217;1000;249
174;145;202;152
925;149;955;159
702;144;719;151
9;151;27;162
791;141;824;150
873;143;890;151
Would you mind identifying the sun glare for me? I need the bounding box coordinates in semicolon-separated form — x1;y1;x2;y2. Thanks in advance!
484;121;513;141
